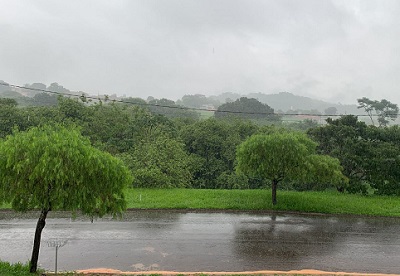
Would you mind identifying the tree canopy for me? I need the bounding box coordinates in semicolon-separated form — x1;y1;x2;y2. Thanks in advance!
215;97;280;123
357;97;399;127
236;132;346;205
0;124;132;272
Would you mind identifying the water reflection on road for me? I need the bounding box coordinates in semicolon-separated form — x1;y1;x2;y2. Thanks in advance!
0;210;400;273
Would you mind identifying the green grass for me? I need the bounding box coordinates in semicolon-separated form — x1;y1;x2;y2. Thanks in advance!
125;188;400;217
0;260;43;276
2;188;400;217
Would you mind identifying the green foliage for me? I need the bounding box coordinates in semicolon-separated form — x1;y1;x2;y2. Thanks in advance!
58;97;92;125
0;260;42;276
0;124;132;272
215;97;280;123
215;172;249;189
0;98;18;107
180;118;259;188
237;132;316;180
32;92;59;106
357;97;399;127
124;188;400;217
119;134;192;188
309;115;400;195
236;132;346;204
84;103;138;154
0;98;27;138
0;124;131;216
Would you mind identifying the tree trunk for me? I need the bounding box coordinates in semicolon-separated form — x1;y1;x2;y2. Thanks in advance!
30;209;49;273
272;179;278;205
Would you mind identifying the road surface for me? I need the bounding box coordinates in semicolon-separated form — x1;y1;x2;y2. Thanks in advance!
0;210;400;274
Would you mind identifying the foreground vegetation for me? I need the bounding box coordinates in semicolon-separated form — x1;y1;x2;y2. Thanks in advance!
2;92;400;196
0;261;42;276
125;188;400;217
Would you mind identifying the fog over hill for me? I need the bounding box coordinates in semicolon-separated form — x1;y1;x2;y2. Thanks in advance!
209;91;362;115
0;79;367;116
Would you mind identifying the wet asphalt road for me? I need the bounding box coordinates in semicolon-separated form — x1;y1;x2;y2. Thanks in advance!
0;210;400;274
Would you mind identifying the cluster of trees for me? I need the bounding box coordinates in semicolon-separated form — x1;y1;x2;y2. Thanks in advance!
2;93;400;197
308;115;400;195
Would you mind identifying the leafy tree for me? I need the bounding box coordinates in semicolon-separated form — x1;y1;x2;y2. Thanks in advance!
58;97;92;124
362;125;400;195
357;97;399;127
21;106;62;129
308;115;369;193
236;132;346;205
119;134;192;188
84;103;139;154
215;97;280;123
121;97;147;106
0;98;27;138
0;125;132;273
308;115;400;195
32;92;59;106
324;106;337;116
180;119;258;188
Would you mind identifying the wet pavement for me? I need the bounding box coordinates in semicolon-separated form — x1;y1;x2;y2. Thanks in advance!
0;210;400;274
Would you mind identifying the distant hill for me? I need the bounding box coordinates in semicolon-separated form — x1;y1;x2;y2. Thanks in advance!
246;92;360;115
208;91;361;115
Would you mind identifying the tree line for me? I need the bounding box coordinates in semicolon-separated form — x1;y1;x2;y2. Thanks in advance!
1;94;400;196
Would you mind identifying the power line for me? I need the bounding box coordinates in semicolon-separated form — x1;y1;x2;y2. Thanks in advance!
0;82;387;118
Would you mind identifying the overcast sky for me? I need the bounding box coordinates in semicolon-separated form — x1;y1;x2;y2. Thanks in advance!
1;0;399;104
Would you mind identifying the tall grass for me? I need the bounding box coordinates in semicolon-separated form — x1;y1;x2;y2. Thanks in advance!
125;188;400;217
0;260;43;276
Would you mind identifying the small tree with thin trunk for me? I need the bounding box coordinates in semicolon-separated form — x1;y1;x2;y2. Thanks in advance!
0;125;132;273
236;132;346;205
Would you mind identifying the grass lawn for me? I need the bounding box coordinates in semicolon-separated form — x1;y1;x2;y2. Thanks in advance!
124;188;400;217
0;261;43;276
2;188;400;217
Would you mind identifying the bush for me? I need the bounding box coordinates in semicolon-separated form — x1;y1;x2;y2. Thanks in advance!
0;260;42;276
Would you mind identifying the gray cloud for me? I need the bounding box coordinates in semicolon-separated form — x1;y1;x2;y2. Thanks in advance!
1;0;400;104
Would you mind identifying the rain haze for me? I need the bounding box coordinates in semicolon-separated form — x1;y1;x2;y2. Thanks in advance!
1;0;399;105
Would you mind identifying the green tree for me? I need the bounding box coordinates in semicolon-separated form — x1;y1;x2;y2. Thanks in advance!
0;125;132;273
215;97;280;123
357;97;399;127
32;92;59;106
0;98;27;138
180;119;258;188
308;116;400;195
324;106;337;116
308;115;369;193
119;134;192;188
236;132;346;205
